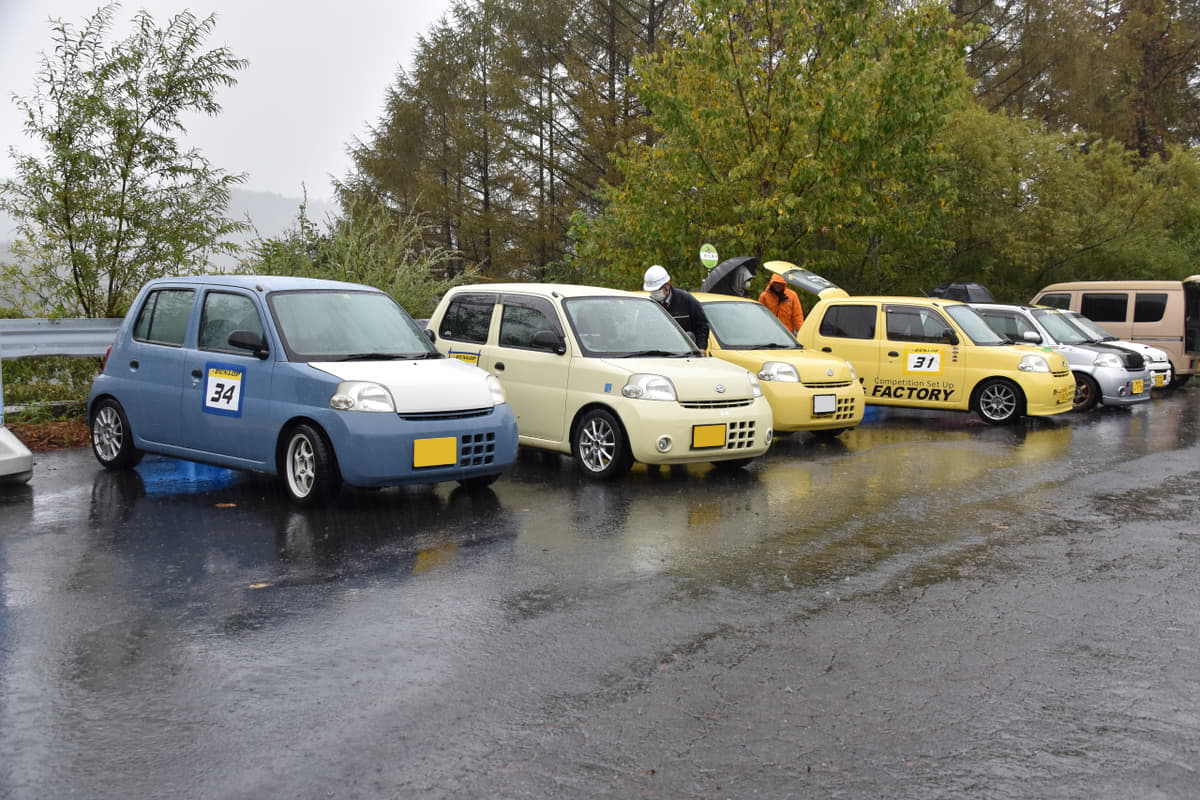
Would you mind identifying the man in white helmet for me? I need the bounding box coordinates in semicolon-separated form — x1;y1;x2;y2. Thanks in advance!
643;264;710;355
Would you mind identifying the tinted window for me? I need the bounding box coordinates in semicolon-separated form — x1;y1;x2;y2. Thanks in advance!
440;294;496;344
132;289;194;346
499;296;560;349
1038;293;1071;310
885;306;953;343
818;305;876;339
199;292;265;352
1080;293;1128;322
1134;293;1167;323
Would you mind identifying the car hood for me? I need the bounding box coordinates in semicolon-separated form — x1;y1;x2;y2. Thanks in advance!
311;358;496;413
713;348;856;382
597;356;758;401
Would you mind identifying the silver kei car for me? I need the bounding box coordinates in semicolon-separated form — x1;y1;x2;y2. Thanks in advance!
973;303;1152;412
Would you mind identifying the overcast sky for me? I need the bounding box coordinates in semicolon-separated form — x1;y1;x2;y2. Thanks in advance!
0;1;454;204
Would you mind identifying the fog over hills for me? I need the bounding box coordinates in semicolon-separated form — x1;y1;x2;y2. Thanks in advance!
0;188;333;269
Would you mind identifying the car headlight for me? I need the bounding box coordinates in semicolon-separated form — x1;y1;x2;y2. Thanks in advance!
757;361;800;382
330;381;396;412
485;374;507;405
748;372;763;397
622;373;677;400
1093;353;1122;369
1017;354;1050;373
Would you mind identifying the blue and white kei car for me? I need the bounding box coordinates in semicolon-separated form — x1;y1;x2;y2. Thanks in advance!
88;275;518;504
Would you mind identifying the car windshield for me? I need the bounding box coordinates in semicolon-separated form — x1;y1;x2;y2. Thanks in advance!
1032;308;1091;344
269;290;438;361
703;300;802;349
564;296;697;357
945;305;1007;345
1063;312;1116;341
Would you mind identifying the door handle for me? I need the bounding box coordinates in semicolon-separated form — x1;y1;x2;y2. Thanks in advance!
887;351;899;357
494;362;505;371
129;360;139;369
821;347;831;353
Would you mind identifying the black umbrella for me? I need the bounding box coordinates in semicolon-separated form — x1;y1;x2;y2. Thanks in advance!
930;281;995;303
700;256;759;296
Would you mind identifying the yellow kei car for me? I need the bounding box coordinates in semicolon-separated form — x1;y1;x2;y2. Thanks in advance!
426;284;775;479
795;293;1076;424
697;293;865;436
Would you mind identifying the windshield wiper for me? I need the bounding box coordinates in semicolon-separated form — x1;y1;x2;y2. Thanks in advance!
618;349;692;358
339;352;407;361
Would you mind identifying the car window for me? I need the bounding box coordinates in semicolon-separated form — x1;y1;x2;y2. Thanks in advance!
885;306;953;343
198;292;265;352
439;293;497;344
498;295;561;349
1032;308;1089;344
944;304;1006;345
132;288;194;346
704;301;801;349
1134;293;1167;323
269;290;435;361
977;310;1024;341
1080;293;1128;322
563;296;694;356
818;305;876;339
1038;293;1071;310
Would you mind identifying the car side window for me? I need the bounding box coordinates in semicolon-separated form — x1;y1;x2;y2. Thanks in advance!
1080;293;1128;322
818;305;876;339
1037;293;1071;310
440;293;497;344
498;295;561;350
1134;293;1167;323
886;307;952;343
132;289;195;346
199;292;265;352
978;311;1021;340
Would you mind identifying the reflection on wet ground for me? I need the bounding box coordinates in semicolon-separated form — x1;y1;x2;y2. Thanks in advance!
0;389;1196;798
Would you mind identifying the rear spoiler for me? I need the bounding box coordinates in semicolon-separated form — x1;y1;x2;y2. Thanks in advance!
763;261;849;299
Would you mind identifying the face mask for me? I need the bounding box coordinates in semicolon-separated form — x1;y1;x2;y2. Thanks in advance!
650;288;668;303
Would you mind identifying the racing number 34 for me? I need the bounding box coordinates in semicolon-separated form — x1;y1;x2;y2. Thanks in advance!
203;363;245;417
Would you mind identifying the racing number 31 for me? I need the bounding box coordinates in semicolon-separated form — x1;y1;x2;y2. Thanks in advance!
203;363;245;417
906;349;942;373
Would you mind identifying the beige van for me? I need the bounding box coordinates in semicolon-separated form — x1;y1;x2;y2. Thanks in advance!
1031;277;1200;387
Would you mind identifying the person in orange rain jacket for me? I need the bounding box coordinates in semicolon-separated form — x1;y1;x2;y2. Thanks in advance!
758;273;805;333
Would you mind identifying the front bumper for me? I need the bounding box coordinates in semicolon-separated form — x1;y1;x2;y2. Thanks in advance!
1024;372;1077;417
1092;367;1153;407
618;396;774;465
320;404;519;487
761;380;865;432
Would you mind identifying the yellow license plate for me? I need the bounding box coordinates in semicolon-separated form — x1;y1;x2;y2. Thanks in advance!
692;424;727;448
1055;386;1073;403
1154;374;1165;387
413;436;458;467
1132;379;1144;395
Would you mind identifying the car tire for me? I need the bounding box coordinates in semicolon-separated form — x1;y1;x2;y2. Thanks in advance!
90;398;144;469
972;378;1024;425
572;409;633;481
282;423;341;505
458;473;500;492
1071;372;1100;412
1168;372;1190;389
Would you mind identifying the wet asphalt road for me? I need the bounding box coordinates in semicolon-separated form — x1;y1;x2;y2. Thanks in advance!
1;389;1198;799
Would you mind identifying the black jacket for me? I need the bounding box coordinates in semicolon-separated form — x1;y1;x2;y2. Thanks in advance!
660;287;709;350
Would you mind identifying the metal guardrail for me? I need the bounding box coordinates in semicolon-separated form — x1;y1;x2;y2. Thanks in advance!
0;317;122;358
0;317;121;427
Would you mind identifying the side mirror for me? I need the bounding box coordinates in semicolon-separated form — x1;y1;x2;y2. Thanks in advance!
1022;330;1043;344
424;328;436;343
228;330;269;359
531;329;566;354
941;331;959;346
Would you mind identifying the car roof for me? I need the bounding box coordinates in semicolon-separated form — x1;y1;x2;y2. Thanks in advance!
145;274;383;293
818;295;968;307
447;282;646;300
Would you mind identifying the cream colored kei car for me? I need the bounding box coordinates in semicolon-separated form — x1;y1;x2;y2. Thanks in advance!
696;293;865;436
426;284;775;479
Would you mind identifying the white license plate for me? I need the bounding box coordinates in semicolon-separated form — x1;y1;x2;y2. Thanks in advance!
813;394;837;414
